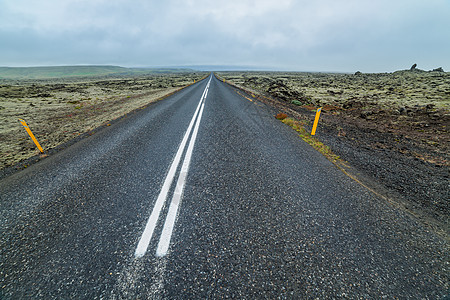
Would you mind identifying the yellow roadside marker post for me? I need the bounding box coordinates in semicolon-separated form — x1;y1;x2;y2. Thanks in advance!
311;107;322;136
19;119;44;153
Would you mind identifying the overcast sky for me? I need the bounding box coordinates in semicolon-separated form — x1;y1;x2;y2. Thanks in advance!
1;0;449;72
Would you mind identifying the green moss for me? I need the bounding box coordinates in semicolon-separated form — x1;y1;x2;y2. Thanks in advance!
281;118;340;162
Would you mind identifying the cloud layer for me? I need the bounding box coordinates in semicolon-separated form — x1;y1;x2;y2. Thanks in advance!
1;0;449;72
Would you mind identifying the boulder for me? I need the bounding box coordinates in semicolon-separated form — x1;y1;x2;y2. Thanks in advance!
432;67;444;72
266;80;306;103
398;107;407;115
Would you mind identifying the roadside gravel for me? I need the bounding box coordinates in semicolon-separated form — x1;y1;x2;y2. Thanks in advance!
220;75;449;238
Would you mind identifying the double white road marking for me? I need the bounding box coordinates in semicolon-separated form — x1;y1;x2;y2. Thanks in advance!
135;77;211;258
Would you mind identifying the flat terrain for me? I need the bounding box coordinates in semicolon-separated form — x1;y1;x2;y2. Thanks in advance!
218;70;449;236
1;75;447;298
0;66;194;80
218;71;450;149
0;72;207;172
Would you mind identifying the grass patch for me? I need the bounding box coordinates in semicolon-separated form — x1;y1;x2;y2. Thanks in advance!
281;117;340;162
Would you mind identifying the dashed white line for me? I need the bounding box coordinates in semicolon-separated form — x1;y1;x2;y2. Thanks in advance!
135;77;211;258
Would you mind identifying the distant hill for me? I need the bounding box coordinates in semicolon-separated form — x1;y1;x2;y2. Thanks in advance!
0;65;195;79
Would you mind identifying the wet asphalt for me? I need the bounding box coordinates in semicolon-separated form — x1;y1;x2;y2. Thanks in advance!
0;74;448;299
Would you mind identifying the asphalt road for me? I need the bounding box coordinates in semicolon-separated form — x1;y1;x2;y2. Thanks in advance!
1;74;448;299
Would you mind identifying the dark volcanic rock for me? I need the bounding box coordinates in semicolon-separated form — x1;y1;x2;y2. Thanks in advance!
432;67;444;72
266;80;306;103
410;63;417;71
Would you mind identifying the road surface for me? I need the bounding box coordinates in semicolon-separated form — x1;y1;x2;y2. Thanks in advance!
1;74;448;298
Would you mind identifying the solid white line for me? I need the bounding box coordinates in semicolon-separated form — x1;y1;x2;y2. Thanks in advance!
134;81;208;258
156;100;206;257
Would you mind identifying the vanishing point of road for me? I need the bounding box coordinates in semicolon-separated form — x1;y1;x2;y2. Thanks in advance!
1;74;447;298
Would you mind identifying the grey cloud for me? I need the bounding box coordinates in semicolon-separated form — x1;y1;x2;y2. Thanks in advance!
0;0;449;71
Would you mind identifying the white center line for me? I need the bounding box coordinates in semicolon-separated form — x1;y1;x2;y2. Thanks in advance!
156;98;206;257
135;77;211;258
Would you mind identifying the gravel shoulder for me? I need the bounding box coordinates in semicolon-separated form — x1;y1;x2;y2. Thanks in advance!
217;71;449;238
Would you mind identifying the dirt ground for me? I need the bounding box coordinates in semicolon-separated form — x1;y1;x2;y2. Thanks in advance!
218;71;449;237
0;73;207;172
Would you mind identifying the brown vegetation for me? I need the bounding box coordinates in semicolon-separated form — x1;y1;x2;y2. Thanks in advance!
0;73;207;171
